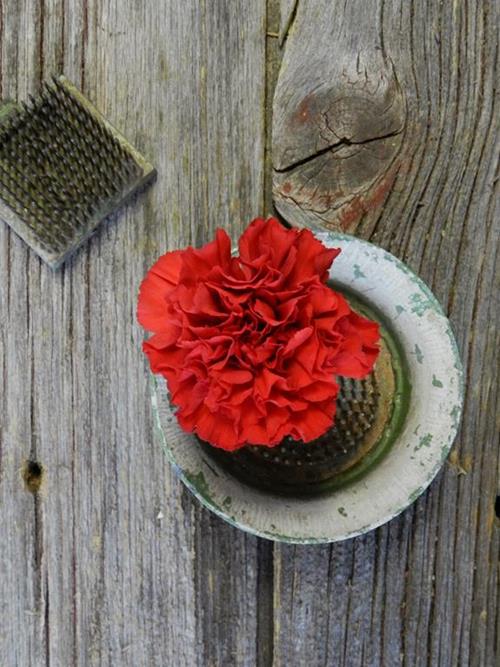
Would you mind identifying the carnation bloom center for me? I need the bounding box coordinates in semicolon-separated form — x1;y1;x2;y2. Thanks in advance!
137;217;380;451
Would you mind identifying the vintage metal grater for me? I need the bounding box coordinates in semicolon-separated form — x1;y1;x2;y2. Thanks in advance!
0;75;155;268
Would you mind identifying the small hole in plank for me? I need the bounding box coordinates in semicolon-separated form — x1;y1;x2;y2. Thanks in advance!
22;460;44;493
495;495;500;519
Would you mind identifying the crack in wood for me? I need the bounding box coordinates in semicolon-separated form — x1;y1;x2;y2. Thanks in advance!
272;0;407;233
274;126;405;173
279;0;299;46
264;0;283;215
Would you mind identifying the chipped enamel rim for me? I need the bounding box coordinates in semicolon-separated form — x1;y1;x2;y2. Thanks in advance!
151;232;464;544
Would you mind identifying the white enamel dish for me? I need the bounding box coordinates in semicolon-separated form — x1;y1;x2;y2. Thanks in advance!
151;232;464;544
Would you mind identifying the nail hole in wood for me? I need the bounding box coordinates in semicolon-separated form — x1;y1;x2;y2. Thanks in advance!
495;495;500;519
22;460;44;493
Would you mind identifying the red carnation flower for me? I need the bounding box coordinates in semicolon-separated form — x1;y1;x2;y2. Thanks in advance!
137;218;380;450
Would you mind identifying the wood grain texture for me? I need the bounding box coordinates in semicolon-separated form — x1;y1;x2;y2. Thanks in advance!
272;0;406;233
0;1;498;666
0;1;266;666
272;1;499;666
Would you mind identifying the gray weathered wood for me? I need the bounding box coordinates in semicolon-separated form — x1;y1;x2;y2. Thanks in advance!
0;1;498;666
272;1;499;666
0;1;266;666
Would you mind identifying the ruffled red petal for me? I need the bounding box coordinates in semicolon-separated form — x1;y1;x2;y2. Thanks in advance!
137;250;184;332
137;218;380;449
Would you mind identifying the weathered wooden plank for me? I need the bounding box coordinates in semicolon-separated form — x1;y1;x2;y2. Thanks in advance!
0;3;49;665
272;0;406;233
189;3;268;664
0;1;266;666
272;1;499;666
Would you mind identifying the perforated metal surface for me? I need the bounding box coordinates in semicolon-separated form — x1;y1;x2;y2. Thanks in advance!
0;76;155;267
200;339;396;495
